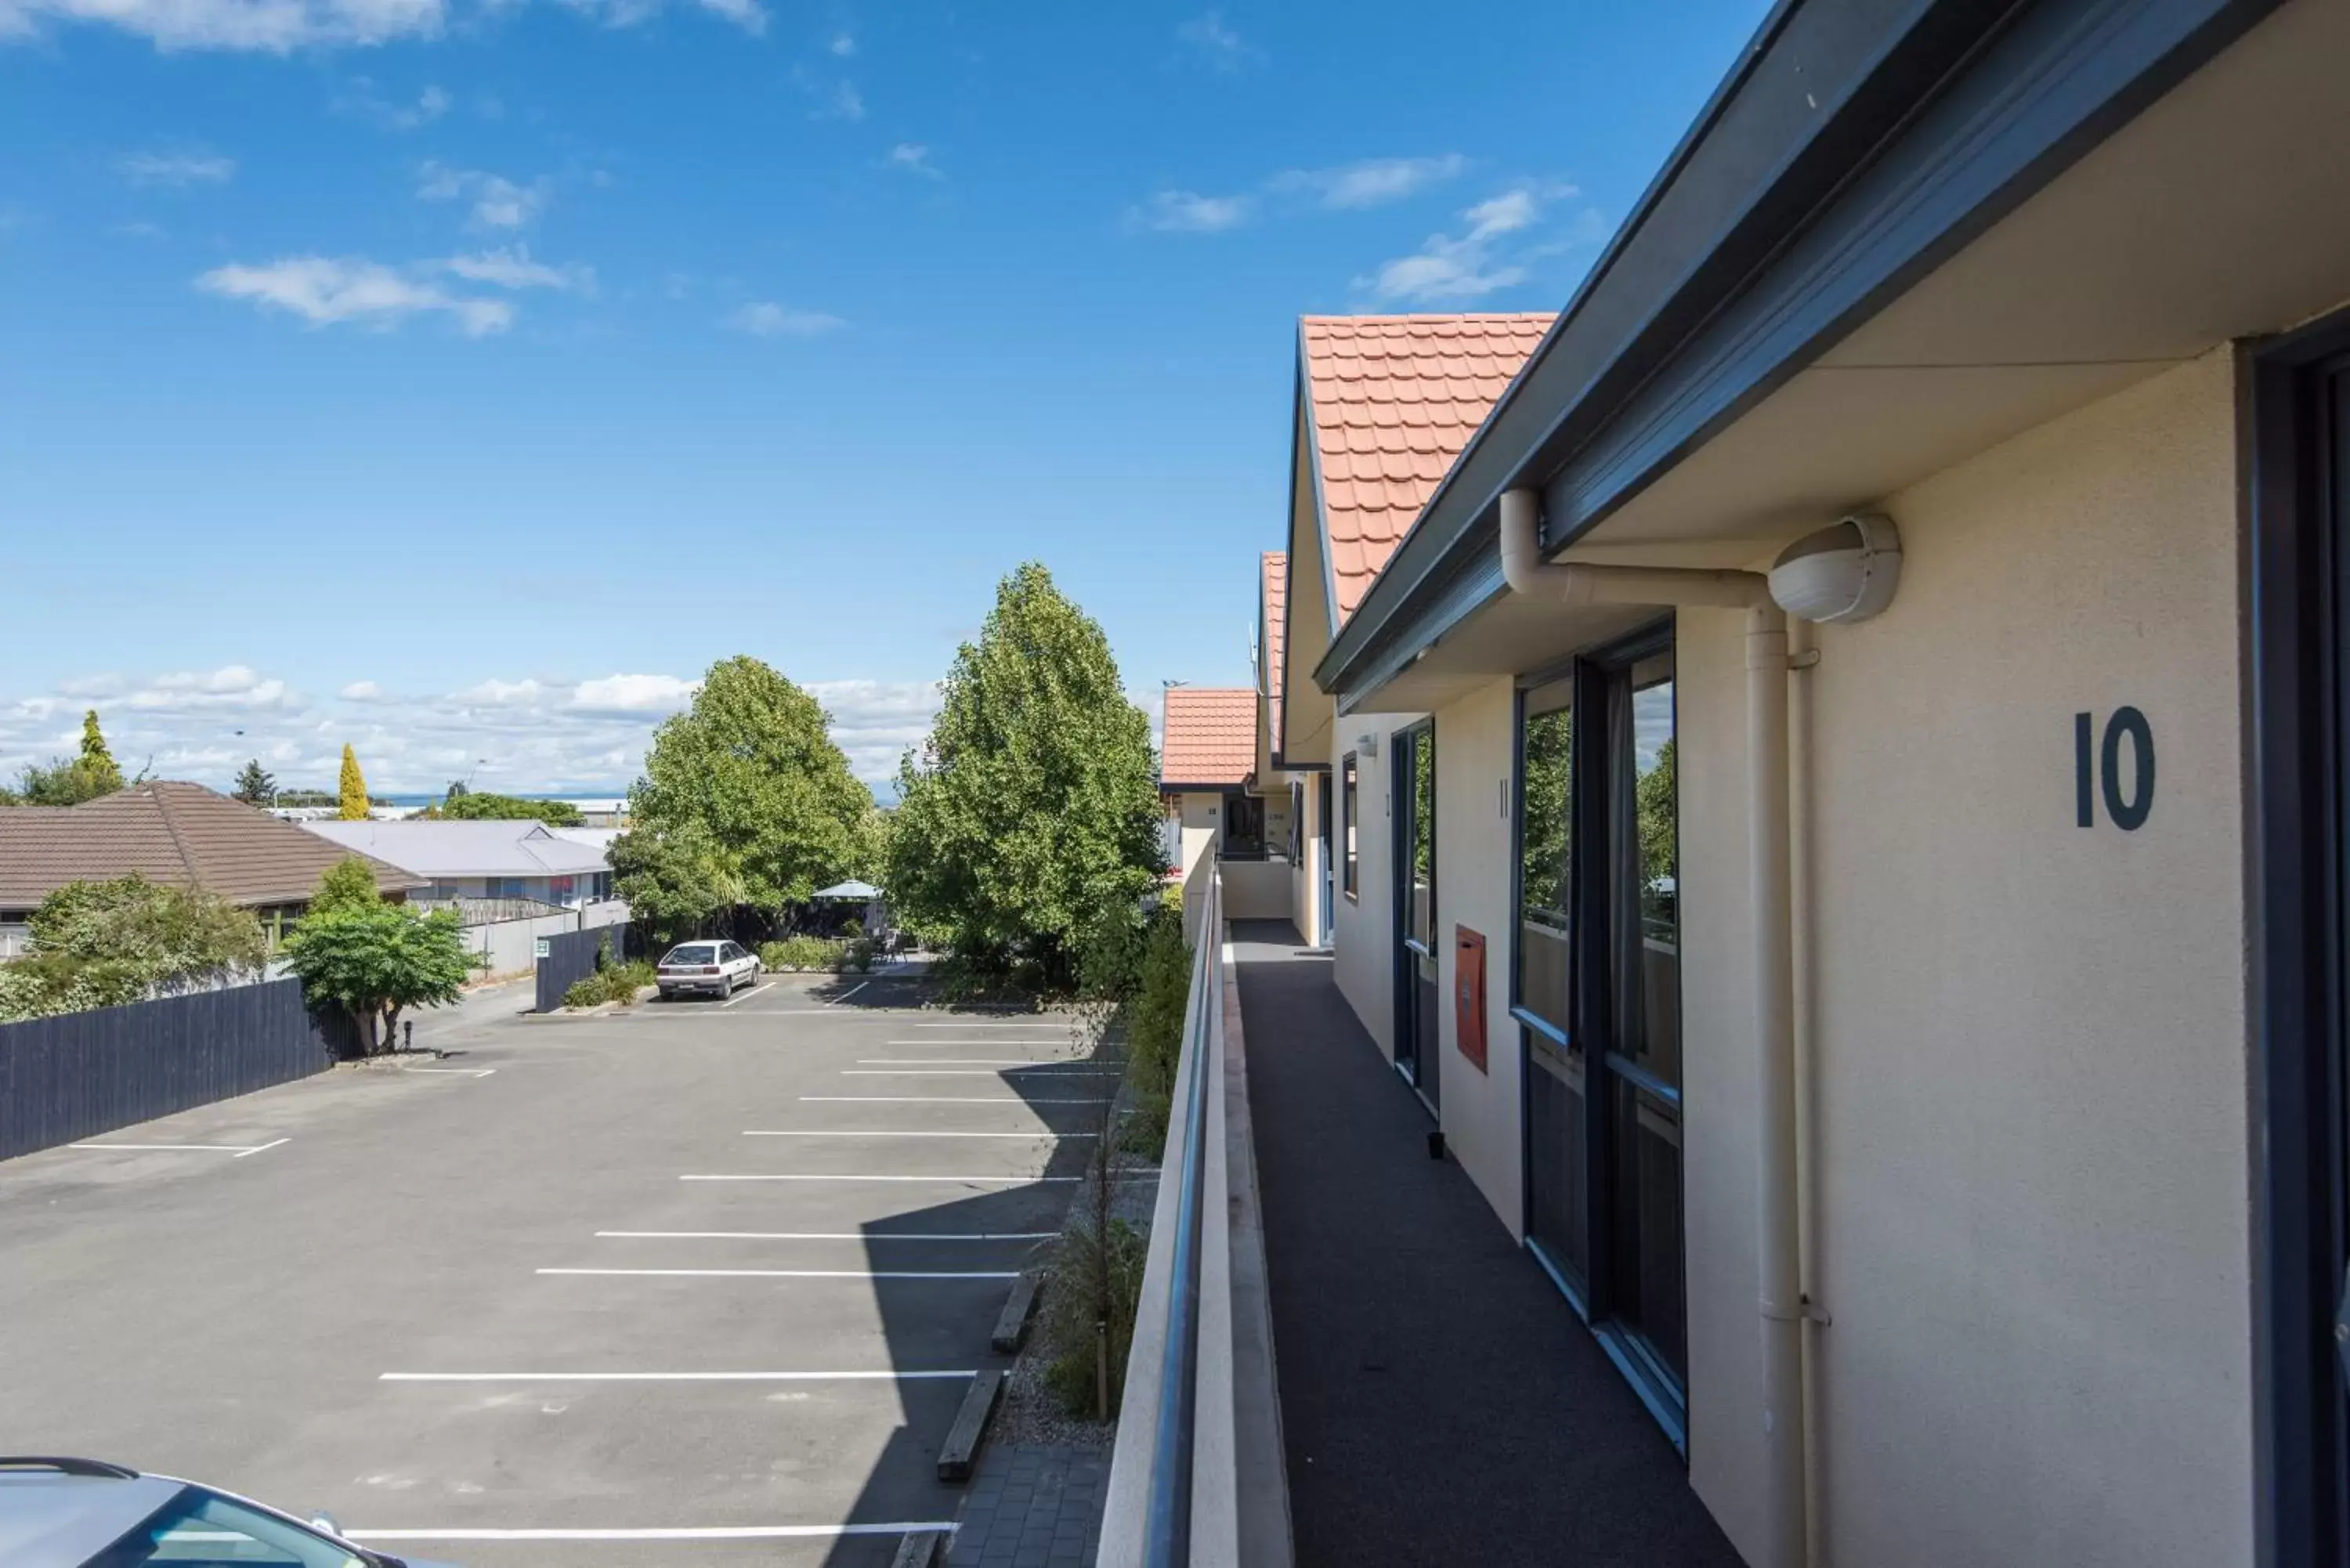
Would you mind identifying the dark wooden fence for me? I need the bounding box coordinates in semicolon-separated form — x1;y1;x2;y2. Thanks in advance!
536;925;612;1013
0;979;345;1162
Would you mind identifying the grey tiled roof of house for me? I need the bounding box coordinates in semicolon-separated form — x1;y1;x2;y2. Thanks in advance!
0;782;426;909
295;819;613;879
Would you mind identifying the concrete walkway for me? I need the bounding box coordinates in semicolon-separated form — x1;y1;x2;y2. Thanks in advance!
1231;920;1744;1568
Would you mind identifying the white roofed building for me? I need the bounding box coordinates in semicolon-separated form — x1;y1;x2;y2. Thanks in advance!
297;819;615;909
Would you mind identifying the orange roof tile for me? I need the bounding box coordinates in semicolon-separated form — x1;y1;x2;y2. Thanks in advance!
1260;551;1286;756
1301;312;1554;623
1160;687;1256;789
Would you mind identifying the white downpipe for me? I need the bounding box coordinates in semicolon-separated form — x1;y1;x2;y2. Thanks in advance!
1499;487;1808;1568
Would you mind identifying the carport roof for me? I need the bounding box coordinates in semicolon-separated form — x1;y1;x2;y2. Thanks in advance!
0;782;425;910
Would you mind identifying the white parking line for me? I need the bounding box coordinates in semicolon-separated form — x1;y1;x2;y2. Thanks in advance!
801;1096;1112;1105
841;1069;1116;1077
887;1040;1070;1047
595;1230;1058;1241
859;1058;1086;1066
721;981;770;1009
827;981;871;1007
537;1267;1019;1280
402;1068;497;1077
742;1129;1090;1139
681;1172;1079;1184
352;1524;957;1543
912;1020;1072;1028
381;1369;974;1382
64;1140;285;1155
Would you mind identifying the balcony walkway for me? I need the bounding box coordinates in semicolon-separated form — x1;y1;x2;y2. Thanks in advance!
1231;919;1744;1568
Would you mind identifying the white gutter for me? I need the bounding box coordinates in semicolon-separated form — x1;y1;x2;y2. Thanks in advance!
1499;488;1809;1568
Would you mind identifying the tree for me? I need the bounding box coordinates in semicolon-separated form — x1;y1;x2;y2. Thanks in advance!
309;856;383;918
885;563;1165;987
1636;736;1677;909
11;757;117;806
338;745;369;819
436;792;584;826
610;656;872;938
0;874;267;1021
232;759;278;807
281;902;471;1053
78;710;124;793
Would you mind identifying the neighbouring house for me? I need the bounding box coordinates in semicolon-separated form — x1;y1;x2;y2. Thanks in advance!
1252;1;2350;1563
1160;683;1298;929
562;797;629;828
295;819;616;909
0;782;424;954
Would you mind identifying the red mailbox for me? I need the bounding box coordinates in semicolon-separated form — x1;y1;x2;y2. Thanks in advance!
1455;925;1488;1073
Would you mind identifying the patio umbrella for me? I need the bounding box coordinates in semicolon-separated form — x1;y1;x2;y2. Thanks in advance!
812;880;882;900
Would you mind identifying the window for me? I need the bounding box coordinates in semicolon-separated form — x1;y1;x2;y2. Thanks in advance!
90;1483;366;1566
1517;676;1573;1034
1341;753;1359;898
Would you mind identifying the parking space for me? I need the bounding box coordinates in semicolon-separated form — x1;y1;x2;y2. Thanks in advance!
0;977;1102;1567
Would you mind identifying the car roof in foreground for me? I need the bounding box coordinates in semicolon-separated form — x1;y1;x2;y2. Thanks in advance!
0;1466;186;1568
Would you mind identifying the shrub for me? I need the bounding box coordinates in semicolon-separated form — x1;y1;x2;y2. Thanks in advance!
1119;909;1191;1153
1040;1218;1148;1418
761;935;838;971
564;959;654;1009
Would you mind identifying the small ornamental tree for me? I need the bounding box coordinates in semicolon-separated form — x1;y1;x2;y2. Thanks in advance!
338;745;369;820
309;856;383;918
282;902;471;1053
232;759;278;807
78;711;125;793
886;563;1164;988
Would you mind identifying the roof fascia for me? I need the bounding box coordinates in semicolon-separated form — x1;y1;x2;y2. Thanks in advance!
1291;336;1344;637
1316;0;2278;697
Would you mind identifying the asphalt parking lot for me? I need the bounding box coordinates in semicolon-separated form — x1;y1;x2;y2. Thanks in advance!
0;972;1107;1566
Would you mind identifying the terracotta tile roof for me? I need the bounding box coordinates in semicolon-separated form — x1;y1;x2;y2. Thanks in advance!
0;782;426;911
1260;551;1287;756
1159;688;1257;789
1301;312;1555;623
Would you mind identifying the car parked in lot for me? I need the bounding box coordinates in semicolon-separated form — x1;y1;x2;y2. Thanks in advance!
655;940;761;999
0;1456;458;1568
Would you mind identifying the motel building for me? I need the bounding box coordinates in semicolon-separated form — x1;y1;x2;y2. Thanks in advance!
1240;0;2350;1563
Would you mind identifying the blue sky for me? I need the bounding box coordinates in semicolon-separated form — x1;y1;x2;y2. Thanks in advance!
0;0;1769;793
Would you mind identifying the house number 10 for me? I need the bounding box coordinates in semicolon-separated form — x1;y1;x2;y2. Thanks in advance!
2075;707;2154;831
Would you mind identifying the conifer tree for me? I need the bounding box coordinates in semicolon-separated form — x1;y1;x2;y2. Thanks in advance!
338;746;370;820
78;710;124;793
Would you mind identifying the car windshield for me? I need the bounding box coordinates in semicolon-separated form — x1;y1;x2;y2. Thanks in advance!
663;945;718;965
91;1486;366;1566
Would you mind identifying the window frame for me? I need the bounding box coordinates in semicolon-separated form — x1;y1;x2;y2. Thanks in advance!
1340;753;1360;900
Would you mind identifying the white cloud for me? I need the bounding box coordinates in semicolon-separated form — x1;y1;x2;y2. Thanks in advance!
571;673;697;713
1272;154;1466;210
417;161;546;229
55;674;125;698
119;150;235;186
439;246;591;291
826;29;851;54
1176;9;1253;70
1358;182;1593;302
338;78;450;130
0;0;443;49
791;65;863;121
691;0;761;32
455;677;548;706
884;143;939;179
340;681;385;701
725;301;847;338
197;255;512;337
1130;190;1249;234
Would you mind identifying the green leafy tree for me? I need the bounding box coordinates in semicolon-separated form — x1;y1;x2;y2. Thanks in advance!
1636;737;1677;909
610;656;872;937
309;856;383;918
1519;705;1572;925
281;902;471;1053
232;759;278;807
0;874;267;1021
885;563;1165;988
437;792;585;826
14;752;124;807
337;746;370;819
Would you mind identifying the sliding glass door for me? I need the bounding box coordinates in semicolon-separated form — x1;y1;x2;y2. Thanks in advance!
1515;627;1687;1439
1394;721;1440;1115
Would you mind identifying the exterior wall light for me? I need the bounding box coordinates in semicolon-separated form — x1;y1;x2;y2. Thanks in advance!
1766;513;1902;624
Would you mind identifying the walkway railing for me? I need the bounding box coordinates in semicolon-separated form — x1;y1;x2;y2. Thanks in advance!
1098;871;1292;1568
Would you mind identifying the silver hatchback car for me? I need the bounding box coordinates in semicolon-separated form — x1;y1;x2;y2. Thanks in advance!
0;1458;459;1568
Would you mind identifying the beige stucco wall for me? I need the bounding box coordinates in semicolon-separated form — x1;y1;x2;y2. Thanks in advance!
1426;678;1524;1235
1651;348;2253;1565
1289;775;1327;945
